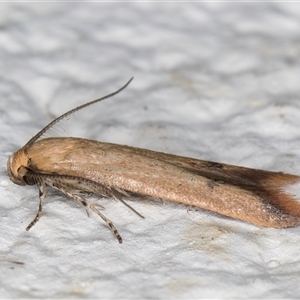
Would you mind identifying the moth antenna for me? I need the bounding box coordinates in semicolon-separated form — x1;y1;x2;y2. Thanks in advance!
25;77;134;147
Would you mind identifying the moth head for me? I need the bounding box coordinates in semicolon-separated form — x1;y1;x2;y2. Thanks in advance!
7;148;30;186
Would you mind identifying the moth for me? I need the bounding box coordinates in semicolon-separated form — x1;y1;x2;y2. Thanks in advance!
7;78;300;243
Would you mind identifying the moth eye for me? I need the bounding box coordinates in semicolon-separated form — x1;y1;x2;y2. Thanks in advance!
22;175;30;185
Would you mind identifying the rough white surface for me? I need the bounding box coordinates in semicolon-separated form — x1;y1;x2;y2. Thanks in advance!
1;3;300;299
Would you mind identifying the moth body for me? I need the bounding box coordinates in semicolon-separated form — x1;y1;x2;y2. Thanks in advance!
7;78;300;243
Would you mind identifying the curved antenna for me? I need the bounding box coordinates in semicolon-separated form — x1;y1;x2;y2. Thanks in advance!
24;77;134;147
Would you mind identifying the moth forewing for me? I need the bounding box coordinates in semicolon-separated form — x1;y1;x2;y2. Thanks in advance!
7;78;300;243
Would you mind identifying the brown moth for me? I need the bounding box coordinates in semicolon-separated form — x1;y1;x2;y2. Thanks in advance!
7;78;300;243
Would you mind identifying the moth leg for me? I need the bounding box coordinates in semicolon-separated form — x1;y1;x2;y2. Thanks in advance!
80;201;105;217
26;183;46;231
114;196;145;219
61;191;105;217
88;201;123;244
58;189;122;244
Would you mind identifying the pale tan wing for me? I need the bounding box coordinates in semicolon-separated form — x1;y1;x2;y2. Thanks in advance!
27;137;300;228
102;144;299;188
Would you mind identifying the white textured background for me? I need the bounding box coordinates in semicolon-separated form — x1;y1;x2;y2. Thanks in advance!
1;3;300;299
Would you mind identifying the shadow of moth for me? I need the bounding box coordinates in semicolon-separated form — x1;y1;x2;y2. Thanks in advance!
7;78;300;243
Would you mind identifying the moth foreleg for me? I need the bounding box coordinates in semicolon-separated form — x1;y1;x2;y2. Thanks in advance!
26;182;46;231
